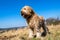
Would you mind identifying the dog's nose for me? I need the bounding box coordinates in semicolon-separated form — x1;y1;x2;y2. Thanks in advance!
21;11;23;16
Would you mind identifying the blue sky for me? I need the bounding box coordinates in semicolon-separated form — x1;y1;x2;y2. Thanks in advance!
0;0;60;28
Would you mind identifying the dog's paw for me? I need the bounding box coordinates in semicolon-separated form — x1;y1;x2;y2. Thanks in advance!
41;32;47;37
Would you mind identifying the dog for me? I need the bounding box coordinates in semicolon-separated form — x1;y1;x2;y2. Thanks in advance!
21;6;48;38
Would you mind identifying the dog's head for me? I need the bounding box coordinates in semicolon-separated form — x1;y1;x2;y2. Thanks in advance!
21;6;34;19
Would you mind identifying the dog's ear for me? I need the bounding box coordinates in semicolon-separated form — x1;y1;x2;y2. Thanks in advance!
30;9;34;14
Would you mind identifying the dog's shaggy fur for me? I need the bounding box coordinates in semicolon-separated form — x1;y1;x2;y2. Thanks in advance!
21;6;48;38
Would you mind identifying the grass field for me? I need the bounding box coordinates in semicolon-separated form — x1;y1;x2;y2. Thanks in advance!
0;25;60;40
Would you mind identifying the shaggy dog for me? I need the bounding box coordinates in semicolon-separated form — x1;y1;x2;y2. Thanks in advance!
21;6;47;38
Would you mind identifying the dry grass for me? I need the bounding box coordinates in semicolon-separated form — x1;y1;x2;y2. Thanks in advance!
0;25;60;40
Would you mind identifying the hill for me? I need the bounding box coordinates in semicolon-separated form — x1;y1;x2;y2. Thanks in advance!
0;25;60;40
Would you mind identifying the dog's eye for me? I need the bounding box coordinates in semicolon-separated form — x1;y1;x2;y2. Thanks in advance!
24;8;26;10
30;10;32;13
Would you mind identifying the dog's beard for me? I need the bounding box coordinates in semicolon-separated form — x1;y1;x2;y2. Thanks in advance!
22;14;31;19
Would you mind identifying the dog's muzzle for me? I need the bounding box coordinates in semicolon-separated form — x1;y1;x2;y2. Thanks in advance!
21;11;26;16
21;11;29;18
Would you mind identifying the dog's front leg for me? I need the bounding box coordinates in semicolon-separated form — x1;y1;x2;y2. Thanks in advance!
35;27;41;38
28;29;34;38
